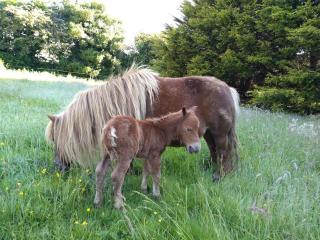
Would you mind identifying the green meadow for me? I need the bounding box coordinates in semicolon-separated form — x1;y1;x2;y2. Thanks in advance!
0;78;319;240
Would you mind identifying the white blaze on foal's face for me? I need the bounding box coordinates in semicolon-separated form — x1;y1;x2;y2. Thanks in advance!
110;127;118;147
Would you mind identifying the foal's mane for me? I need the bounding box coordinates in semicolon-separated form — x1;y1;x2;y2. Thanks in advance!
45;65;159;166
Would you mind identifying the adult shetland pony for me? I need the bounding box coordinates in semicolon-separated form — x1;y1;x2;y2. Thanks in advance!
45;65;240;180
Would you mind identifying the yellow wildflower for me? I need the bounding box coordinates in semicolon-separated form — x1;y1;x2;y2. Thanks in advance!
17;182;21;187
41;168;47;174
74;221;79;225
82;220;88;226
56;172;61;178
86;208;91;213
19;191;24;196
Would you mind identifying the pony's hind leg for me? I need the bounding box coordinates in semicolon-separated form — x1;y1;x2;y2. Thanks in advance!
203;130;217;168
111;157;132;209
94;155;111;207
213;134;233;181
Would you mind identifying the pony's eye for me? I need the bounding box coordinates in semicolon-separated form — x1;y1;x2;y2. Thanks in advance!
186;128;192;132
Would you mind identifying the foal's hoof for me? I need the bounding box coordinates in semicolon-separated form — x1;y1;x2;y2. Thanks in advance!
114;195;125;209
141;188;148;194
152;194;161;201
94;198;103;208
94;201;103;208
212;172;221;182
114;200;124;209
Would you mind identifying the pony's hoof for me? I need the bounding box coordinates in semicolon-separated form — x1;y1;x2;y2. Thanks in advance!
55;159;70;173
212;172;221;182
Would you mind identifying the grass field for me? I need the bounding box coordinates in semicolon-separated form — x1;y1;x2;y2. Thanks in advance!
0;77;319;239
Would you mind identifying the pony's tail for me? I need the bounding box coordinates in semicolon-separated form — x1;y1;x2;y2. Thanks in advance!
228;87;240;164
229;87;240;117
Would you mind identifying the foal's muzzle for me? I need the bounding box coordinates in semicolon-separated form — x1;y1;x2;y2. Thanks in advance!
187;142;201;154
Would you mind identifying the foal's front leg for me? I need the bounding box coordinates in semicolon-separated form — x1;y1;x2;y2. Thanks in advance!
111;157;132;209
94;155;111;207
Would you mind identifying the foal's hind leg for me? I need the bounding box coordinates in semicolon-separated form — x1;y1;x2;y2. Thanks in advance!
141;161;151;193
111;157;132;209
148;154;161;198
94;155;111;207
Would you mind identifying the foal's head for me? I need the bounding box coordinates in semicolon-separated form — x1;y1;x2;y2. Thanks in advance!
178;106;201;154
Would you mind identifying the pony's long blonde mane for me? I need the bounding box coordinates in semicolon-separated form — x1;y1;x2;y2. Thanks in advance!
45;65;159;167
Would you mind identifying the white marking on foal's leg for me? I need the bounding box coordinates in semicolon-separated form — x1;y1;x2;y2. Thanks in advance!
110;127;118;147
152;171;161;198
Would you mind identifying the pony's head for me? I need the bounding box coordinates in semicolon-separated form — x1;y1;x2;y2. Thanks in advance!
178;106;201;154
45;115;70;171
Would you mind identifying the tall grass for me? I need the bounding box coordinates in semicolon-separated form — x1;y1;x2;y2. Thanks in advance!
0;77;319;239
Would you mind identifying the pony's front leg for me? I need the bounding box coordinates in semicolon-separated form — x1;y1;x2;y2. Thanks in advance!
94;155;111;207
148;154;161;198
111;158;132;209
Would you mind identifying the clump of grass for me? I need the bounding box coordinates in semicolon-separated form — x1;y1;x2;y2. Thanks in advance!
0;79;319;239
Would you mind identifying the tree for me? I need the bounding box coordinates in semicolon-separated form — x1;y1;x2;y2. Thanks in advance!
151;0;319;113
251;1;320;114
0;0;125;79
0;0;52;69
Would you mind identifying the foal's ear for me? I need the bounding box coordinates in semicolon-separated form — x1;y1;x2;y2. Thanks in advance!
190;106;198;112
48;115;56;122
182;107;187;116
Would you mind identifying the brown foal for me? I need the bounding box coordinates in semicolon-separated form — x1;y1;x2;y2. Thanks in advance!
94;107;201;209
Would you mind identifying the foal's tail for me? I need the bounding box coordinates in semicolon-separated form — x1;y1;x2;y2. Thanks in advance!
228;87;240;163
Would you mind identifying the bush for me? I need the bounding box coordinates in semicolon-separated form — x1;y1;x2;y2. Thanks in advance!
250;70;320;114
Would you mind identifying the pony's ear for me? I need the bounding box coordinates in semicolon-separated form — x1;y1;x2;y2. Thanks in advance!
48;115;56;122
182;107;187;116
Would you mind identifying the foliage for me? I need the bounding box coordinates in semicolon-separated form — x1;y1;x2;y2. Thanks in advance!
0;0;124;78
1;78;320;239
250;70;320;114
120;33;164;69
150;0;320;113
250;1;320;114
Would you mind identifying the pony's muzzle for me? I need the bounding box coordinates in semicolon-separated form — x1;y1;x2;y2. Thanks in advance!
187;142;201;154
